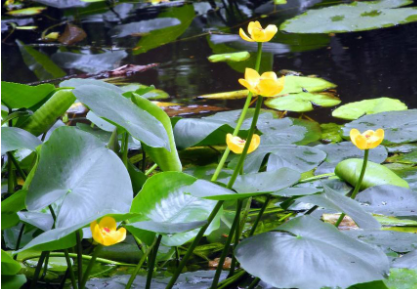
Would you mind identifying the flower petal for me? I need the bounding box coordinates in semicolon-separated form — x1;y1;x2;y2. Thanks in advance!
252;29;267;42
375;129;384;140
257;78;284;97
226;134;244;154
350;129;361;146
239;28;254;42
354;134;368;150
93;223;105;245
249;21;262;35
245;68;260;83
247;134;261;154
98;216;117;231
239;79;257;95
264;24;278;42
260;71;278;80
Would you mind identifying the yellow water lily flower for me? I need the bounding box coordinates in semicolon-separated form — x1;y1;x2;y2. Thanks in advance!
239;21;278;42
90;217;126;246
226;133;261;154
238;68;285;97
350;129;384;150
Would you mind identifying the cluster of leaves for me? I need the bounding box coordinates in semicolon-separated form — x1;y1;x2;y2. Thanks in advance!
2;74;417;289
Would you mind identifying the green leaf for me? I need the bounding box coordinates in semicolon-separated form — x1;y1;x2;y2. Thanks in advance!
1;127;42;155
335;159;410;190
109;18;181;38
298;184;381;229
1;81;55;109
355;185;417;217
235;216;389;289
17;40;66;80
321;123;343;143
1;274;26;289
120;83;169;100
1;250;21;275
1;190;27;214
133;5;195;55
19;89;76;136
280;0;417;34
385;268;417;289
26;127;133;228
198;90;248;100
265;92;341;112
7;7;47;16
277;75;337;96
392;250;417;269
131;94;182;171
332;97;408;120
130;172;221;246
126;220;207;235
208;51;250;63
70;81;170;150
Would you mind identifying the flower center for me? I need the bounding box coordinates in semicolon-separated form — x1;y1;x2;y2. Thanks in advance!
103;227;110;233
365;134;371;139
238;139;246;144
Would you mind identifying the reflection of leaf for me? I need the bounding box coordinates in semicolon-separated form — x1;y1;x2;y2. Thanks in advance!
265;92;341;112
109;18;181;38
51;50;127;74
17;40;66;80
281;0;417;33
332;97;408;120
133;5;195;55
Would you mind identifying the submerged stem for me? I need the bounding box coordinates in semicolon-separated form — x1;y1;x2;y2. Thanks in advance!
29;251;47;289
64;249;78;289
249;194;271;237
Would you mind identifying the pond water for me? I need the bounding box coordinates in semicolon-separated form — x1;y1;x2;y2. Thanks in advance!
2;0;417;123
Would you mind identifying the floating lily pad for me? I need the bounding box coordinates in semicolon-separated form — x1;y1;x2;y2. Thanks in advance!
7;7;47;16
392;250;417;269
385;268;417;289
277;75;337;95
265;92;341;112
1;127;42;155
235;216;389;289
332;97;408;120
109;18;181;38
342;110;417;145
280;0;417;34
208;51;250;63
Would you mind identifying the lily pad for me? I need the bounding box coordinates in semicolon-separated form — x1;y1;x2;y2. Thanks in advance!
280;0;417;34
208;51;250;63
130;172;222;246
335;159;410;190
385;268;417;289
126;220;207;235
342;110;417;145
7;7;47;16
332;97;408;120
109;18;181;38
392;250;417;269
235;216;389;289
355;185;417;217
277;75;337;96
26;127;133;228
265;92;341;112
1;127;42;155
345;230;417;252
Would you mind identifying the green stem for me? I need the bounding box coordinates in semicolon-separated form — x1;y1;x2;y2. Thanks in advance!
165;42;264;289
23;253;135;267
107;128;120;153
14;224;25;259
125;237;159;289
41;251;50;280
64;249;78;289
79;245;102;289
10;153;27;180
145;163;158;176
30;251;47;289
174;246;180;267
335;149;369;228
7;153;15;194
247;277;260;289
228;199;243;277
122;132;129;167
217;270;246;289
75;230;83;288
145;235;162;289
249;195;271;237
211;200;243;288
300;172;335;183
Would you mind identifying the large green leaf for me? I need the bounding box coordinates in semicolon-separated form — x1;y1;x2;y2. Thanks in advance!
277;75;337;96
1;274;26;289
133;5;195;55
1;250;21;275
1;190;27;214
280;0;417;34
126;220;207;235
235;216;389;289
265;92;341;112
131;94;182;172
130;172;221;246
1;127;42;155
392;250;417;269
26;127;133;228
332;97;408;120
71;82;170;150
109;18;181;38
298;184;381;229
17;40;66;80
385;268;417;289
342;110;417;145
335;159;409;190
355;185;417;217
1;82;55;109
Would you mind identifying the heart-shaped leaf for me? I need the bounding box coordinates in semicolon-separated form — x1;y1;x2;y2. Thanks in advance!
126;220;207;235
1;127;42;155
26;127;133;228
1;82;55;109
235;216;389;289
265;92;341;112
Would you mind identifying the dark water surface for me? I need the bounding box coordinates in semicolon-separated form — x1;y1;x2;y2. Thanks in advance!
2;0;417;123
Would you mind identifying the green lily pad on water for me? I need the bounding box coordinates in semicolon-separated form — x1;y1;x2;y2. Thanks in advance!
332;97;408;120
208;51;250;63
7;7;47;16
280;0;417;34
265;92;341;112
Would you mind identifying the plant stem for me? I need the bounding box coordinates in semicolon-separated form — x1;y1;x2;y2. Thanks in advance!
41;251;50;280
14;224;25;259
249;195;271;237
75;230;83;288
335;149;369;228
217;270;246;289
299;172;335;183
10;153;27;180
174;246;180;267
165;42;264;289
227;199;243;277
247;277;260;289
145;235;162;289
107;128;119;153
30;251;47;289
23;253;135;267
122;132;129;167
7;153;15;194
145;163;158;176
211;200;243;288
79;245;102;289
125;237;159;289
64;249;78;289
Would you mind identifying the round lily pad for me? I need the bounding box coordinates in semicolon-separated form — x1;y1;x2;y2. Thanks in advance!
265;92;341;112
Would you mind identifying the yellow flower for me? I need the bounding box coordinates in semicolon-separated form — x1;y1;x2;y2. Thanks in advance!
239;21;278;42
226;133;261;154
90;217;126;246
350;129;384;150
238;68;285;97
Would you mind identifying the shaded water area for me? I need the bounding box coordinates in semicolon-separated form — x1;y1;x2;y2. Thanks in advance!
2;0;417;123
